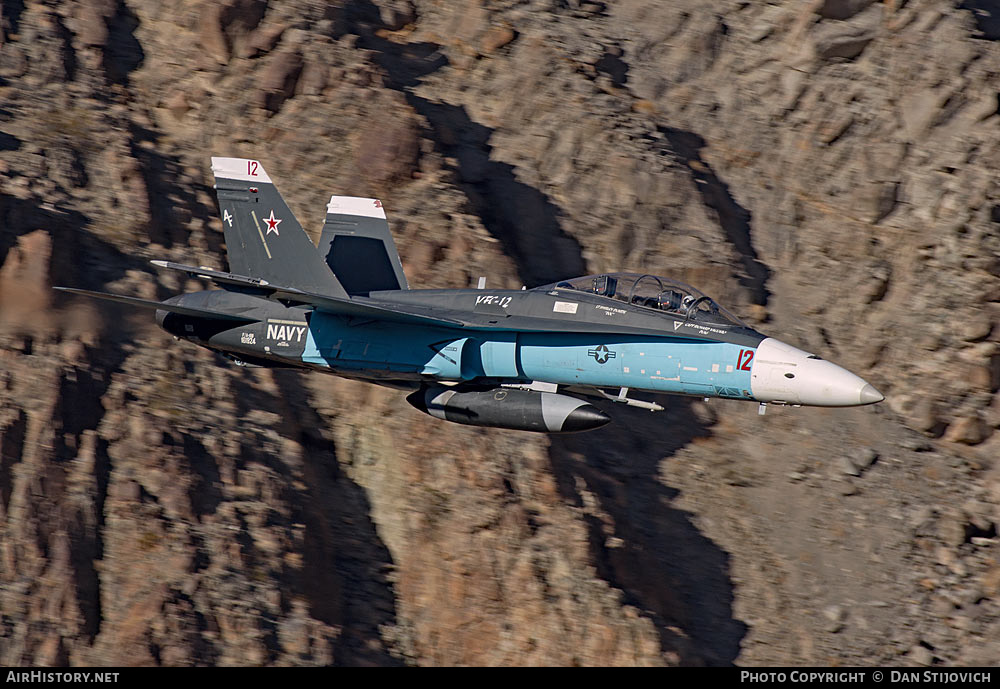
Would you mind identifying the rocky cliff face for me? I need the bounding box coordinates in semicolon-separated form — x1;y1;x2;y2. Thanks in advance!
1;0;999;666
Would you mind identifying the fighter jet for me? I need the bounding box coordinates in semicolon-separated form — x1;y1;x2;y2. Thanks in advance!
56;158;884;433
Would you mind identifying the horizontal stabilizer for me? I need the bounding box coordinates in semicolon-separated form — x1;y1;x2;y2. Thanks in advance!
150;260;272;289
53;287;260;323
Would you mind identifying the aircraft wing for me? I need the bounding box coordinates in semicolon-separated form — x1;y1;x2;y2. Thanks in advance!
270;288;466;327
151;260;465;328
53;287;261;323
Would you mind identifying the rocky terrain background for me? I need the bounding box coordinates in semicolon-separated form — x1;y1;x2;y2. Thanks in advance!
1;0;999;666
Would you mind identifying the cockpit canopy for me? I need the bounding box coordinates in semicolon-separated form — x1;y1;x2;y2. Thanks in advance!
537;273;747;327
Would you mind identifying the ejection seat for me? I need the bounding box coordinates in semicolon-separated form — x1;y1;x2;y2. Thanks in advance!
657;289;683;312
592;275;618;297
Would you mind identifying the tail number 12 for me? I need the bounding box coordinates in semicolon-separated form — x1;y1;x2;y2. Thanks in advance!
737;349;754;371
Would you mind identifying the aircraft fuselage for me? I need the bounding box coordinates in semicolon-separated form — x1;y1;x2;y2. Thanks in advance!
157;286;882;409
58;157;885;433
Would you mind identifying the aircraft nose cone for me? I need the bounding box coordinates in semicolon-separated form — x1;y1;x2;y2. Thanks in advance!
859;383;884;405
750;338;888;407
561;405;612;433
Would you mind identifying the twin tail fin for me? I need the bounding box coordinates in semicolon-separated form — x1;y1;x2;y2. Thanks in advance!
210;157;348;297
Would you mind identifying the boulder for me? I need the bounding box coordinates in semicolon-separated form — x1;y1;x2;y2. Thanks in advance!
813;6;881;61
255;51;304;112
817;0;877;21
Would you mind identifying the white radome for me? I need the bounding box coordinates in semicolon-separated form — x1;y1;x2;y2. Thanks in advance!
750;338;884;407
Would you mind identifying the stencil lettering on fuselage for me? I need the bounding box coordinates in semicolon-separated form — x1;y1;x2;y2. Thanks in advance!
266;320;307;348
475;295;512;307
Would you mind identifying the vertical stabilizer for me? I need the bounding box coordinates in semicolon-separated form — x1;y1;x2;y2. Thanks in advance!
211;157;347;297
318;196;409;296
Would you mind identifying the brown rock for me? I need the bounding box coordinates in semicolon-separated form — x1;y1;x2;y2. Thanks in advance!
219;0;267;41
0;43;28;78
354;111;420;191
241;23;286;59
945;414;989;445
631;99;657;115
814;27;876;61
744;303;769;324
893;396;946;437
981;563;1000;598
72;0;116;48
961;316;993;342
0;230;52;332
199;0;267;65
35;634;69;666
969;363;994;392
256;51;304;112
379;1;417;31
199;4;230;65
900;87;950;140
164;90;191;121
481;26;516;54
3;0;1000;670
866;181;899;224
812;6;881;60
297;61;328;96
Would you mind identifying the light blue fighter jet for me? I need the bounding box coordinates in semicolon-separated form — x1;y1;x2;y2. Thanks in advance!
57;158;884;433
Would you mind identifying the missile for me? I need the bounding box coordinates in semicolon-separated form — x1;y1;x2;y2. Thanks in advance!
406;387;611;433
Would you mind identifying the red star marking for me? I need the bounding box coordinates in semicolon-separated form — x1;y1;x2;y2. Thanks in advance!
264;209;282;236
373;199;382;208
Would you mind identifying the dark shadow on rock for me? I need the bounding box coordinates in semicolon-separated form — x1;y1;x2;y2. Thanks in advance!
103;0;144;85
52;342;134;645
183;433;223;519
0;131;20;151
340;0;586;286
660;126;770;306
0;189;177;646
65;436;112;643
161;588;221;664
959;0;1000;40
549;400;747;666
0;190;151;290
406;96;587;286
272;371;406;665
127;123;223;259
68;507;102;641
228;369;406;665
0;409;27;518
1;0;26;39
596;48;629;87
52;12;77;83
334;2;748;663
